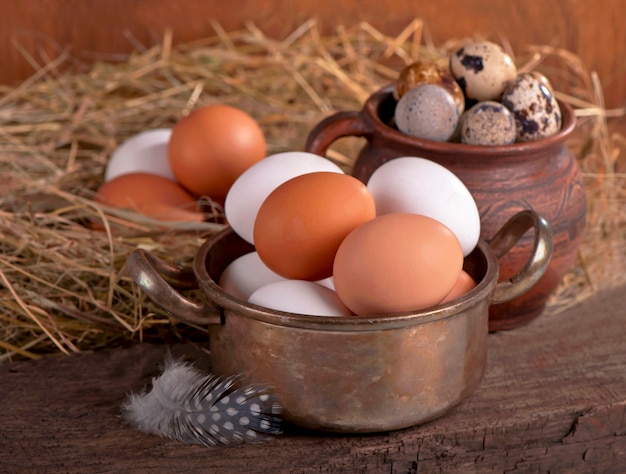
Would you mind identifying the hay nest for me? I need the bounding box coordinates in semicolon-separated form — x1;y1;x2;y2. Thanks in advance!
0;20;624;361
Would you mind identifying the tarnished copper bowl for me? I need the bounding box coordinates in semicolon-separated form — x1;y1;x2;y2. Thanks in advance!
126;210;552;433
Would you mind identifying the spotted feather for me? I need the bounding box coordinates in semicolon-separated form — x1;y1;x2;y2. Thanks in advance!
122;357;282;447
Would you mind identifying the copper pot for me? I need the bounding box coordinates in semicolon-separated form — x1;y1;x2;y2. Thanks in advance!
305;86;586;331
126;210;552;433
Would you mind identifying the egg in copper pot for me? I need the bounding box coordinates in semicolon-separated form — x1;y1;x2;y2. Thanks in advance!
333;213;463;316
253;172;376;281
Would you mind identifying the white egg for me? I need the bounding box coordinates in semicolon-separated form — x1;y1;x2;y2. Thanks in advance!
248;280;353;317
218;251;286;300
366;157;480;256
104;129;175;182
316;276;336;291
224;151;344;244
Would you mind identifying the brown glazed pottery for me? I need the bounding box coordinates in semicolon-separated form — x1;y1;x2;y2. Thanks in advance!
305;85;586;331
127;210;552;433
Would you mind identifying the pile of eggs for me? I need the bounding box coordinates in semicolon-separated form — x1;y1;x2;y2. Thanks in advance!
96;101;483;318
221;153;481;317
95;104;267;222
394;40;562;145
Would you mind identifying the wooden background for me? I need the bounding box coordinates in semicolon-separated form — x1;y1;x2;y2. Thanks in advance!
2;0;625;108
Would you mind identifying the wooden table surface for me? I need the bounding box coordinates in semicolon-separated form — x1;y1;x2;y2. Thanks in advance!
2;285;625;473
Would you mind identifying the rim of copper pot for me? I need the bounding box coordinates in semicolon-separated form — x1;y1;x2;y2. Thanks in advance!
193;226;498;332
364;85;576;158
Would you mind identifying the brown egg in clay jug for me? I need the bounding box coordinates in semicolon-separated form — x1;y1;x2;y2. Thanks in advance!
305;85;586;331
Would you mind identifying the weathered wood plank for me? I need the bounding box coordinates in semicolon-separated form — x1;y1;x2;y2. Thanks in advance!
1;285;625;473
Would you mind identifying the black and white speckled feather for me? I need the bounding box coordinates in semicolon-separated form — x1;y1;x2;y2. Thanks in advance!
122;357;282;446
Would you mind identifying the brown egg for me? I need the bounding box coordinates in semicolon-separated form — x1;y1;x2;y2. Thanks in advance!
333;213;463;316
440;270;477;304
94;172;203;222
395;60;465;115
168;104;266;200
253;172;376;281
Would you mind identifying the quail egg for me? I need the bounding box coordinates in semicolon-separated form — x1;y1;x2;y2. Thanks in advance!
501;72;562;142
394;84;460;142
395;60;465;115
450;41;517;101
461;101;516;145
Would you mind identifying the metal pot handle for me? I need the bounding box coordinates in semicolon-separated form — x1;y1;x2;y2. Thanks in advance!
125;248;222;326
487;210;554;304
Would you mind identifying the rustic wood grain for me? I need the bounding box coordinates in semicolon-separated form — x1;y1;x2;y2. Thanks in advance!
2;0;625;108
1;285;625;473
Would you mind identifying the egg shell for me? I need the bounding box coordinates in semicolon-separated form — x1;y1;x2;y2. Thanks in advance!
395;60;465;115
440;270;477;304
105;129;175;182
248;280;353;317
254;172;376;281
461;101;516;145
168;104;266;199
394;84;459;142
450;41;517;101
333;213;463;316
219;251;286;300
448;113;465;143
366;157;480;256
501;72;562;142
316;276;335;291
224;152;344;244
94;172;203;222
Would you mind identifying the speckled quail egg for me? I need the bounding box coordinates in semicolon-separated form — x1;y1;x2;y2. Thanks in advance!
461;101;516;146
394;84;460;142
450;41;517;102
501;72;562;142
395;60;465;115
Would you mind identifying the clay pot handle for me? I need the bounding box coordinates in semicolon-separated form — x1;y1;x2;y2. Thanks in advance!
488;210;554;304
305;110;374;157
126;249;222;326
